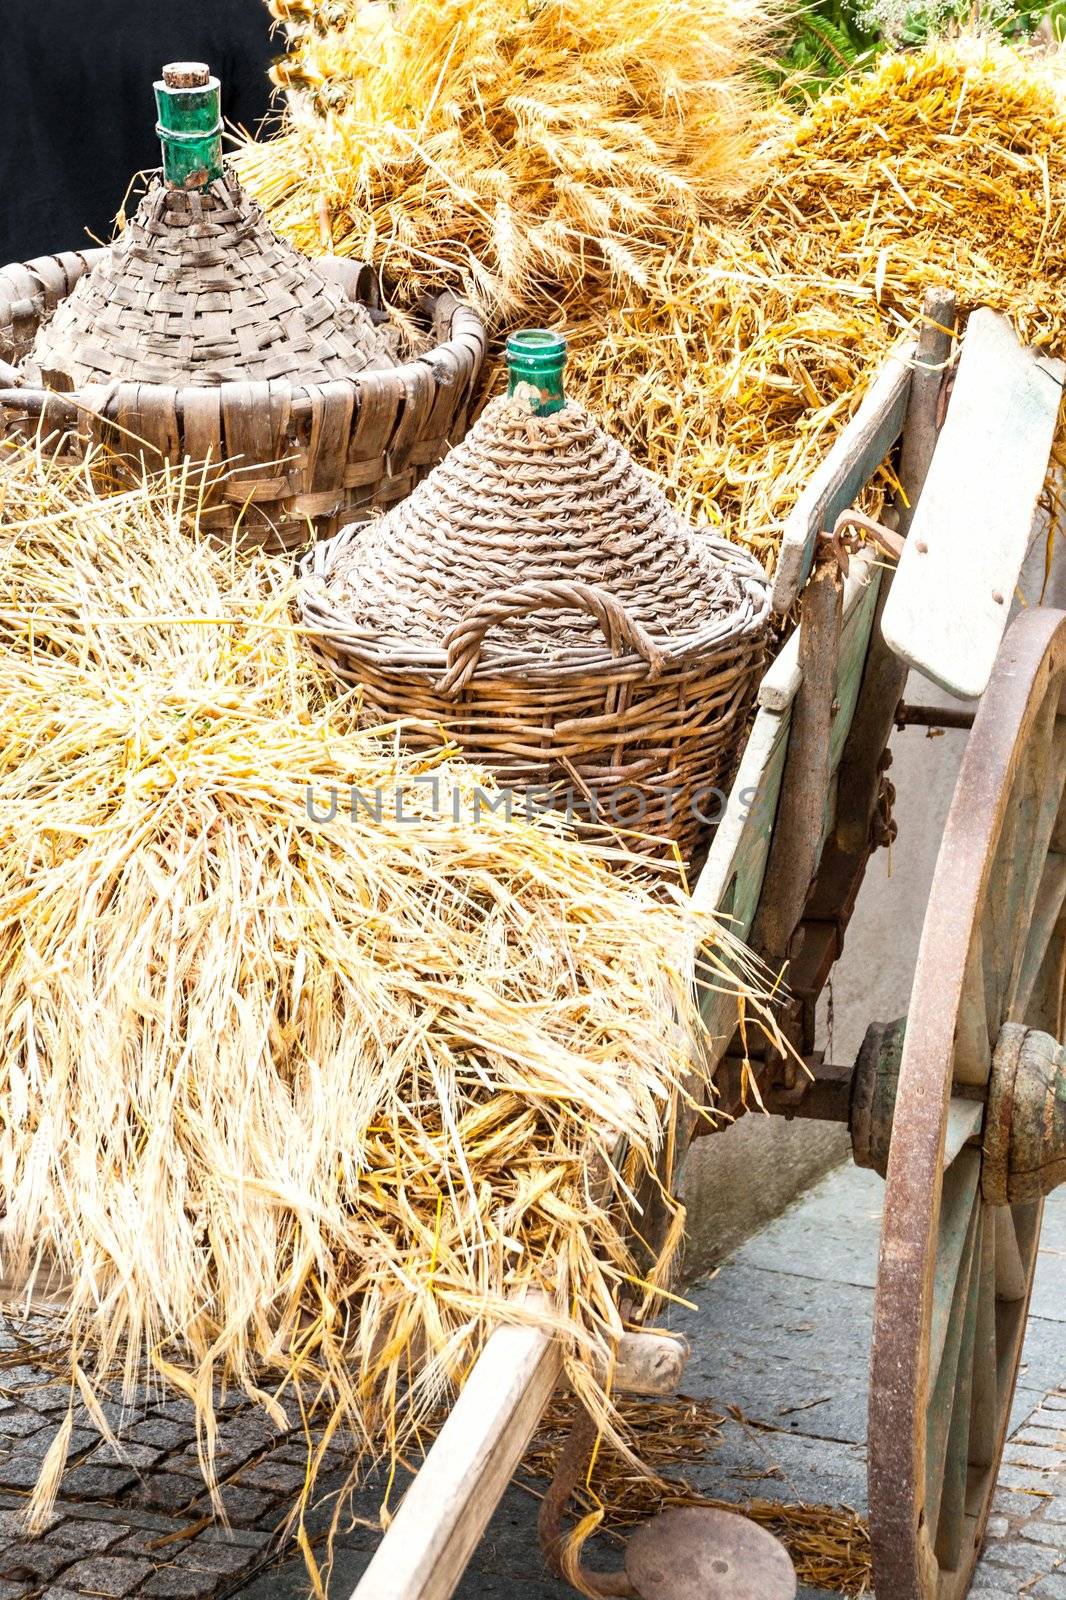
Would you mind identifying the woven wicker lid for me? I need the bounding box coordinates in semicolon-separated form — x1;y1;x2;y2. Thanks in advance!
311;366;769;666
24;64;395;390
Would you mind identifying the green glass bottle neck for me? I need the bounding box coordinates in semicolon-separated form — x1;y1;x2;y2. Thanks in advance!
154;67;224;189
506;330;567;416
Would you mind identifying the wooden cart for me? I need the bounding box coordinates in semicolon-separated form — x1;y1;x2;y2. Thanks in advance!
343;286;1066;1600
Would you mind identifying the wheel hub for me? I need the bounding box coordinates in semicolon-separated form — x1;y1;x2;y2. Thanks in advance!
983;1022;1066;1205
849;1016;1066;1202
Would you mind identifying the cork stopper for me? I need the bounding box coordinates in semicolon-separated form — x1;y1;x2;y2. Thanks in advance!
163;62;211;89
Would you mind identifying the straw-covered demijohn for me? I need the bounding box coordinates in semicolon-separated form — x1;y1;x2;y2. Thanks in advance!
0;64;486;548
301;330;771;867
26;62;394;391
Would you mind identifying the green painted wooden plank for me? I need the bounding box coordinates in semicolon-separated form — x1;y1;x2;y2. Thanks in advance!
968;1211;999;1475
694;706;790;947
771;340;914;613
828;569;882;773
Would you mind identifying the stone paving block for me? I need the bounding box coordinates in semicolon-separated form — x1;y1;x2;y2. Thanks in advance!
994;1487;1055;1518
110;1529;179;1563
1020;1318;1066;1392
670;1264;875;1378
91;1442;167;1472
1046;1498;1066;1523
0;1427;98;1489
127;1474;204;1514
1033;1409;1066;1430
1005;1443;1066;1471
0;1509;30;1544
994;1462;1060;1494
179;1533;269;1574
1011;1386;1050;1439
233;1462;307;1497
48;1520;129;1555
186;1486;276;1532
0;1582;31;1600
686;1419;870;1513
0;1407;48;1442
980;1536;1059;1578
199;1417;284;1471
1017;1426;1066;1448
1032;1252;1066;1322
0;1455;57;1491
60;1463;140;1500
1031;1575;1066;1600
59;1556;155;1597
70;1402;133;1438
1025;1523;1066;1551
0;1540;74;1584
142;1567;227;1597
728;1164;884;1289
125;1420;192;1452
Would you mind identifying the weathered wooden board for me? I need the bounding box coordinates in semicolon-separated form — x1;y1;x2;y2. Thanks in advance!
771;340;915;615
882;310;1065;701
693;553;881;1040
760;554;882;715
352;1317;562;1600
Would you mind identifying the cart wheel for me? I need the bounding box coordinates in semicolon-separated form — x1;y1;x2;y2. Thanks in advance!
869;607;1066;1600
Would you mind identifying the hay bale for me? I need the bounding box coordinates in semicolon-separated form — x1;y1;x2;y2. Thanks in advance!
244;29;1066;570
237;0;779;318
0;443;768;1550
567;38;1066;565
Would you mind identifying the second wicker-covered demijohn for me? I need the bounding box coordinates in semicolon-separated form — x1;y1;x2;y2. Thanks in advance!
301;331;771;867
0;63;485;549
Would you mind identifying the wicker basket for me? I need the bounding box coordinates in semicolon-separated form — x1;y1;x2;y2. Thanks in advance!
0;64;486;551
0;247;485;550
0;243;486;550
300;364;770;867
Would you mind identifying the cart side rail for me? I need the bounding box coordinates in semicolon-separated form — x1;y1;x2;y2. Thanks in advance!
772;338;915;614
694;549;880;1044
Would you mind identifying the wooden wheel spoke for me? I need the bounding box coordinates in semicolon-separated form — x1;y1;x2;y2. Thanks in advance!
1005;705;1066;1019
1010;850;1066;1021
955;927;994;1088
925;1163;981;1544
994;1205;1028;1303
929;1152;981;1381
944;1098;985;1167
933;1205;984;1571
968;1208;1000;1475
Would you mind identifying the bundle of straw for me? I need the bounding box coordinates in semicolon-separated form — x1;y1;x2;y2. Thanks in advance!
0;443;766;1565
238;0;777;319
567;37;1066;560
243;28;1066;570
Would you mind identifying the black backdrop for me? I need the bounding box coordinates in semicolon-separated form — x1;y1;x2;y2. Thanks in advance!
0;0;278;265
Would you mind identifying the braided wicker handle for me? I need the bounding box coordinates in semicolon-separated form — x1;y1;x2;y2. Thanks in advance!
439;580;666;696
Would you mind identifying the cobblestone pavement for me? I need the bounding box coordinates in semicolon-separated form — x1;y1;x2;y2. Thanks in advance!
0;1167;1062;1599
